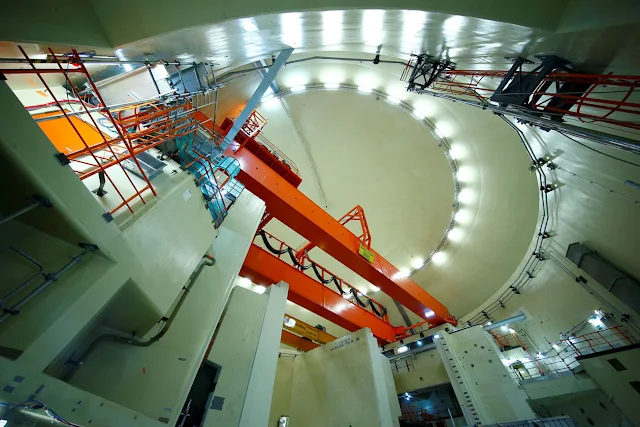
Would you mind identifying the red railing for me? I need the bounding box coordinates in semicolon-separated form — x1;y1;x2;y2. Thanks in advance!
242;110;267;137
254;133;301;176
400;401;460;426
5;46;236;223
225;111;301;177
493;325;637;381
563;325;636;356
4;47;157;215
255;230;390;322
431;68;640;134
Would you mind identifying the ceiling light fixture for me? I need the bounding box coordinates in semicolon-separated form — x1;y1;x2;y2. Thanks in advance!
255;285;266;294
424;310;435;317
284;316;296;328
413;110;425;119
447;228;463;242
458;188;475;204
434;128;444;139
433;334;440;339
291;85;306;93
370;285;380;293
454;209;472;224
449;144;466;160
431;252;447;265
411;258;424;269
393;268;410;279
397;345;409;354
240;18;259;32
358;86;372;93
456;166;474;182
387;96;400;104
324;83;340;89
238;277;251;287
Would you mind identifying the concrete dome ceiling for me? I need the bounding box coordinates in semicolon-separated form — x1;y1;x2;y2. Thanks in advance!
213;61;539;326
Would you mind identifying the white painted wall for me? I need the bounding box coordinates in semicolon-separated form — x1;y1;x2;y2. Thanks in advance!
290;328;400;427
201;282;288;427
0;80;262;426
579;347;640;426
436;327;535;425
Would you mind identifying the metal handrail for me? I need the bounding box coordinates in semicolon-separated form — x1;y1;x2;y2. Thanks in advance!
563;325;636;356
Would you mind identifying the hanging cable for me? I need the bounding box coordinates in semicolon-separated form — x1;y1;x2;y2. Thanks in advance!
256;231;388;318
558;131;640;168
464;116;551;326
554;166;640;204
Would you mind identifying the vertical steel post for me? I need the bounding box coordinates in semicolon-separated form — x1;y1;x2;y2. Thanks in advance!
219;48;293;151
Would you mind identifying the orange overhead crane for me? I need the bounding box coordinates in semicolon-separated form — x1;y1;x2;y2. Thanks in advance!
215;115;457;328
280;314;336;352
242;232;406;343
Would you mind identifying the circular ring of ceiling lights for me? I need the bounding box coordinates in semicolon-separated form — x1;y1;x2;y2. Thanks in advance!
258;84;465;281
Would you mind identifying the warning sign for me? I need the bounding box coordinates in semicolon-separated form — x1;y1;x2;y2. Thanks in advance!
358;244;375;263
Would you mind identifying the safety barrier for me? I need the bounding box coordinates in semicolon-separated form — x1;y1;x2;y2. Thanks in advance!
494;324;637;382
483;416;576;426
175;123;244;228
563;325;636;356
399;401;462;426
7;46;241;224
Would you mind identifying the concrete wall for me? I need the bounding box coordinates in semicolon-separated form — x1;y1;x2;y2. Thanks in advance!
0;0;110;47
0;78;264;426
201;282;288;427
579;346;640;427
462;118;640;356
269;355;296;426
392;348;449;394
437;327;535;425
522;373;599;401
289;328;400;427
530;389;632;426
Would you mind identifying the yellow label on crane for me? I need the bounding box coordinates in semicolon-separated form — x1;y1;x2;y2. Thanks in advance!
359;244;375;263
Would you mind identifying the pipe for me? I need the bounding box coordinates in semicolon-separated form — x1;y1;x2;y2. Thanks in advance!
0;195;52;226
483;312;527;332
0;243;98;324
448;408;456;427
218;55;408;80
0;57;211;66
62;254;215;381
0;247;45;307
414;89;640;155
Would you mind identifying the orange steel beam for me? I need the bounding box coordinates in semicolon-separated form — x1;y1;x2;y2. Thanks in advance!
281;330;318;352
296;204;371;262
241;244;405;343
230;147;456;326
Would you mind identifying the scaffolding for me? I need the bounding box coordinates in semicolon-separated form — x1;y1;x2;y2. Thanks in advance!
3;47;241;227
404;54;640;139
